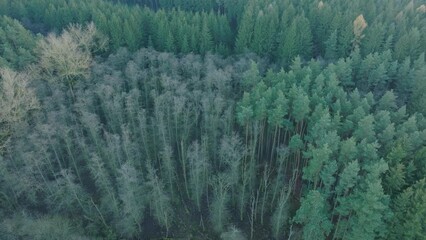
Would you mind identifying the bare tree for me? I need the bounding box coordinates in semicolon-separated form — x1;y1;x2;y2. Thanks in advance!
0;68;39;151
37;23;107;87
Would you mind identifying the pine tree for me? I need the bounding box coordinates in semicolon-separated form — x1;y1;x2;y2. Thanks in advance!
394;28;421;62
291;86;310;123
389;178;426;239
109;14;123;51
345;160;390;240
278;19;297;64
242;60;261;91
295;15;313;59
251;4;278;56
199;15;213;54
410;55;426;115
361;22;386;55
325;30;338;60
0;16;37;69
235;1;255;53
377;91;397;111
353;115;375;142
123;19;138;51
294;190;332;240
303;145;332;189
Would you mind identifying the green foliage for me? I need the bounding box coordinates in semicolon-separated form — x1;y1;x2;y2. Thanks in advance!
325;30;338;60
293;190;332;240
353;114;375;142
235;1;255;53
0;0;423;65
345;160;390;240
0;16;37;69
290;85;310;123
336;160;360;195
410;55;426;115
1;0;426;239
377;91;397;111
303;145;332;186
389;178;426;239
199;15;213;54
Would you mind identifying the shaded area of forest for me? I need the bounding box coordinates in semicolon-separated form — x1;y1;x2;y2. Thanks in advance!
0;0;425;239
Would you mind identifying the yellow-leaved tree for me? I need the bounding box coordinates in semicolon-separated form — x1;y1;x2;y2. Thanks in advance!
0;68;39;151
37;22;107;87
353;14;368;49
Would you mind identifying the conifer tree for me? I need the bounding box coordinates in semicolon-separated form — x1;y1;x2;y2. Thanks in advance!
109;15;123;50
294;190;332;240
199;15;213;54
123;19;137;51
388;178;426;239
235;1;255;53
325;30;338;60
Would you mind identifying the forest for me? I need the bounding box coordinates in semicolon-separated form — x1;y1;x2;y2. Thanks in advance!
0;0;425;239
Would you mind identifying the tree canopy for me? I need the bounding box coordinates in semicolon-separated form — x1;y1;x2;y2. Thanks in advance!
0;0;425;239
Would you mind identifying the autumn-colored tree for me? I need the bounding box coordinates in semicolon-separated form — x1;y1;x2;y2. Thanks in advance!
38;23;105;86
0;68;38;151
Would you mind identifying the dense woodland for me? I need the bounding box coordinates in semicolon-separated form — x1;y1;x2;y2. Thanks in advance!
0;0;425;239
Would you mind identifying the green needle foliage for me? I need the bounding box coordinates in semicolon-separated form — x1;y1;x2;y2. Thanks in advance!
0;0;425;239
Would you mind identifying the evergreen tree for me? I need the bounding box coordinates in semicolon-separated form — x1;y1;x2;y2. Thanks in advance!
199;15;213;54
1;1;426;239
345;160;390;240
123;19;138;51
235;1;255;53
389;178;426;239
325;30;338;60
410;55;426;115
294;190;332;240
109;14;123;50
